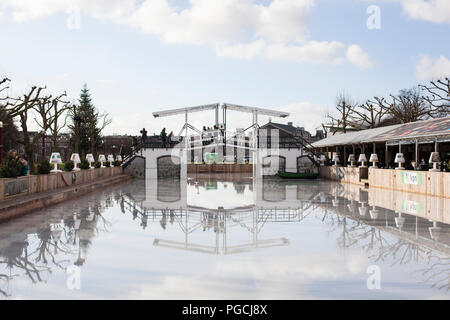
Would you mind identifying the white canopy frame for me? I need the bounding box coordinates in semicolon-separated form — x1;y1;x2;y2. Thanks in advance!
152;102;289;140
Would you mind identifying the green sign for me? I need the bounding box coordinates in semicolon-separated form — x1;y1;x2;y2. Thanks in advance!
206;181;218;190
401;171;422;185
205;153;218;164
401;199;422;215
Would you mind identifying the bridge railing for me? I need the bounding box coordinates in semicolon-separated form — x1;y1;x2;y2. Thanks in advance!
121;129;320;167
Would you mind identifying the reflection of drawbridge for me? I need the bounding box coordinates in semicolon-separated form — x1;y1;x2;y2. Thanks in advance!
121;195;317;255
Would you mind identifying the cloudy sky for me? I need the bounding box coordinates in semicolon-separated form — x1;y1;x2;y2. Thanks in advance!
0;0;449;135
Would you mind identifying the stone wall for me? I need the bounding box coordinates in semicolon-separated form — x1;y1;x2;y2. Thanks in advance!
123;156;145;179
0;167;123;202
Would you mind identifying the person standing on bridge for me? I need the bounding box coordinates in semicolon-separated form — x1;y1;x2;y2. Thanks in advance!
140;128;148;144
202;127;206;146
168;131;174;146
160;128;167;148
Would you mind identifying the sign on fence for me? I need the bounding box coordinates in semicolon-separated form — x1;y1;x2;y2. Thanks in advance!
205;153;218;164
401;199;422;215
401;171;422;185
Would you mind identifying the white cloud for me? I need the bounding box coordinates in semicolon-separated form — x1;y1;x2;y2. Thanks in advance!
123;0;315;48
346;44;374;69
125;0;257;45
123;252;370;299
256;0;314;43
277;102;327;133
415;55;450;80
0;0;136;22
395;0;450;24
215;40;267;59
265;41;346;64
215;40;349;65
0;0;372;67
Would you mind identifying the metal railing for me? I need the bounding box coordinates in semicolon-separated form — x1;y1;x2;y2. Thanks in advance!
121;130;322;167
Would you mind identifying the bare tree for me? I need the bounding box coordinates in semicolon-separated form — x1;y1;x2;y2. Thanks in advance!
0;78;20;152
0;78;10;100
373;86;435;123
5;86;46;168
349;99;389;129
33;92;71;154
420;77;450;118
96;111;112;145
323;93;357;135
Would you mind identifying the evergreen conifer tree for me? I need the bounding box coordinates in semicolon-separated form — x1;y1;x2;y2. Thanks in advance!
69;84;110;157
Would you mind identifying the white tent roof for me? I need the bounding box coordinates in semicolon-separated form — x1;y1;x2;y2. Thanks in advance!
312;116;450;148
311;124;403;148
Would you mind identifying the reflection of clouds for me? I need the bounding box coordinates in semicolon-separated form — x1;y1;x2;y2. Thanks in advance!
187;181;253;209
7;277;97;300
214;254;367;280
2;179;450;299
124;252;369;300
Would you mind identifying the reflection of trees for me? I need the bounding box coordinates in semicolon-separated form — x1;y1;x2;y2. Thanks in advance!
371;240;428;265
320;201;450;292
0;240;51;296
0;190;114;298
0;274;10;297
33;227;72;270
418;256;450;291
321;213;385;250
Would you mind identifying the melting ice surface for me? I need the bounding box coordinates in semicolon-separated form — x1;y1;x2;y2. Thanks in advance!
0;174;449;299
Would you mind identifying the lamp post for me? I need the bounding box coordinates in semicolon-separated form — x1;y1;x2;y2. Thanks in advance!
98;154;106;168
394;153;405;170
112;145;117;159
0;121;3;165
332;153;340;167
369;153;379;168
50;152;63;173
429;141;441;172
71;153;81;171
42;131;46;160
347;154;356;167
358;153;367;168
319;155;326;166
429;152;441;172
